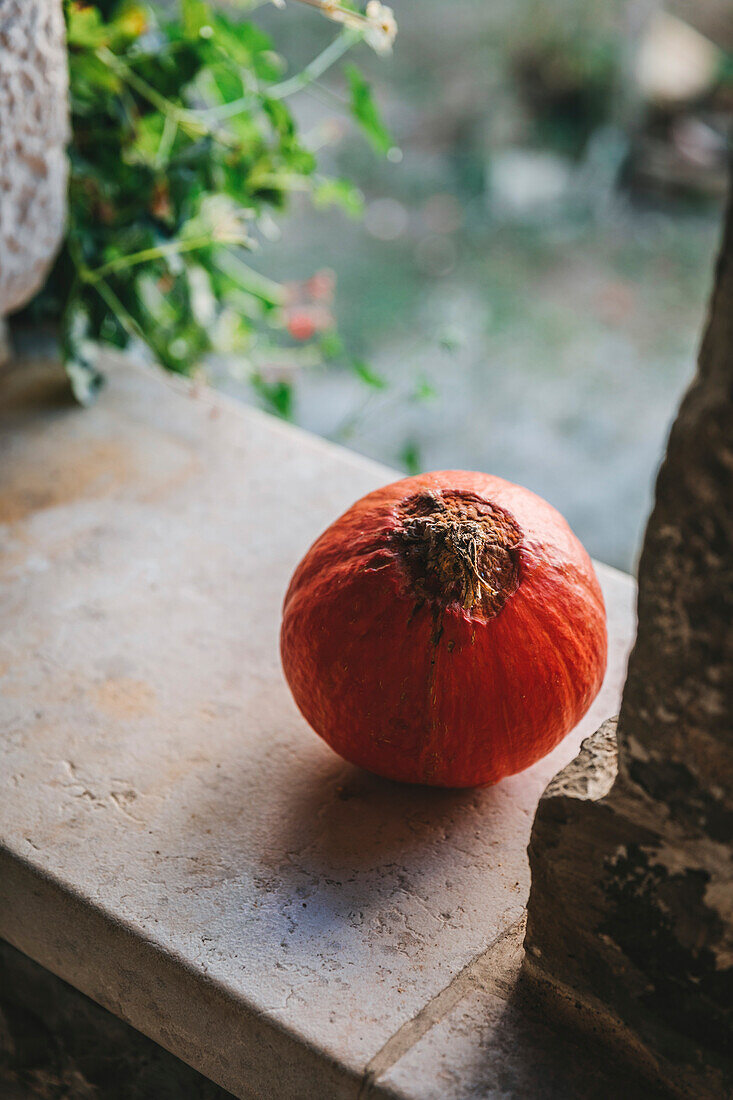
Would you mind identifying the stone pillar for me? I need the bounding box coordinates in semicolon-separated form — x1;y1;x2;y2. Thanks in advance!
523;181;733;1097
0;0;68;318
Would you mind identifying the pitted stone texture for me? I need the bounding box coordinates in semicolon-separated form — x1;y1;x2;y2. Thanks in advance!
0;0;68;316
0;355;637;1099
525;189;733;1097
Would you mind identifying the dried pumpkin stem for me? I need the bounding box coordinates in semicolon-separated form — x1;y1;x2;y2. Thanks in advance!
394;490;520;616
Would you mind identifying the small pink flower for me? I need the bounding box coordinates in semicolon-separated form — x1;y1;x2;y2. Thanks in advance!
287;311;317;341
286;304;334;341
305;269;336;303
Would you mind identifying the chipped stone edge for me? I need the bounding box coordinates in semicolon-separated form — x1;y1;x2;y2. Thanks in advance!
524;715;731;1100
522;718;667;1087
543;716;619;803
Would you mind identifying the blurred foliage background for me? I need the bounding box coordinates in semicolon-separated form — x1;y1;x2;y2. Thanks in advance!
18;0;732;571
213;0;730;571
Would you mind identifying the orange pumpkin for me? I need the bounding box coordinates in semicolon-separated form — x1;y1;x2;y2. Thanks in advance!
281;471;607;788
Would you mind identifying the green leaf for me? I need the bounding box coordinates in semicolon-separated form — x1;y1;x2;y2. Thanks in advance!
312;178;364;218
352;358;386;389
182;0;213;38
251;374;294;419
69;51;123;104
319;330;345;360
345;64;392;155
210;15;277;76
206;63;245;105
414;377;436;401
128;113;167;166
400;441;422;476
109;6;151;47
67;2;150;50
262;97;297;140
66;4;109;49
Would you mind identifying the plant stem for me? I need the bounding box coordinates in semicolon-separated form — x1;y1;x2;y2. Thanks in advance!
217;249;287;306
93;278;149;347
82;236;227;284
269;28;361;100
285;0;397;53
98;48;192;123
67;235;90;279
97;48;239;149
200;93;257;121
156;113;179;168
288;0;372;28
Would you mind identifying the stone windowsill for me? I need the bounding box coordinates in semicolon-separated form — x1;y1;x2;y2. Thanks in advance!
0;354;640;1099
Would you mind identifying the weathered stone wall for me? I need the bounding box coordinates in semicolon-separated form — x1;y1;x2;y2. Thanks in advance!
524;182;733;1097
0;0;68;317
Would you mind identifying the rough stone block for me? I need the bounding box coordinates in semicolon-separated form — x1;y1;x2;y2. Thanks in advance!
524;186;733;1098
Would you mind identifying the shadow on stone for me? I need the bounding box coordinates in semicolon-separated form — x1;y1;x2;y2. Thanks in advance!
488;969;670;1100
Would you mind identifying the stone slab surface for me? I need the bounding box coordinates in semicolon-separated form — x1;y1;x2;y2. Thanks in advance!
0;355;638;1098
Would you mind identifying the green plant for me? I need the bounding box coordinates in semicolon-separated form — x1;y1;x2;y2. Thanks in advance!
23;0;396;406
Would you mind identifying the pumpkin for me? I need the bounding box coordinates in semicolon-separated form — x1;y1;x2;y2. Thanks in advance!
280;470;607;788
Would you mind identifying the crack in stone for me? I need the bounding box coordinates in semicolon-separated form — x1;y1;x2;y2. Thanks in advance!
358;914;526;1098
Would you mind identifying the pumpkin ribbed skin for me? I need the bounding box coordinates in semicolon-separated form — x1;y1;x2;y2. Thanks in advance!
280;470;607;788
